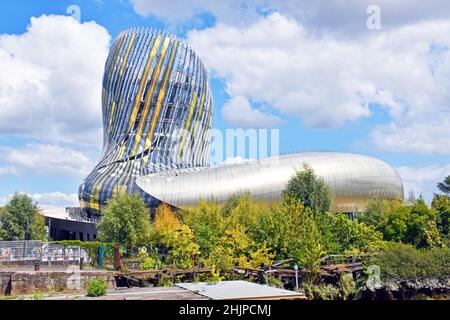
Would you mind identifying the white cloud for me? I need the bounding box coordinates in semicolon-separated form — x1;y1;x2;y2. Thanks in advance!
2;144;94;178
221;96;283;128
0;191;79;208
187;13;450;152
371;119;450;154
0;15;110;145
130;0;450;36
31;191;79;208
397;164;450;202
0;166;17;176
130;0;264;26
270;0;450;37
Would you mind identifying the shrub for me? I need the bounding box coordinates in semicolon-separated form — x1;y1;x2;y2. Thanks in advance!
137;246;158;269
32;291;44;300
368;242;450;280
302;283;341;300
86;278;108;297
338;273;357;300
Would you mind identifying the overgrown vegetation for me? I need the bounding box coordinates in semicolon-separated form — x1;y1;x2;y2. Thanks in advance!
2;169;448;300
368;242;450;280
86;278;108;297
93;171;449;292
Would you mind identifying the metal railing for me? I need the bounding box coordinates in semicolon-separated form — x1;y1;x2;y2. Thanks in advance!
66;207;100;224
0;241;89;263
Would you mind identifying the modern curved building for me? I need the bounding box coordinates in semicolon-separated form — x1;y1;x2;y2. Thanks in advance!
136;152;403;213
79;28;213;214
79;28;404;216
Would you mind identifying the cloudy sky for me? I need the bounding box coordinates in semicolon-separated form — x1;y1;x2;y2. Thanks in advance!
0;0;449;207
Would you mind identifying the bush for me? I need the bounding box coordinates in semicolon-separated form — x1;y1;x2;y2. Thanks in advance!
368;242;450;280
86;278;108;297
137;246;158;269
302;283;341;300
32;291;44;300
338;273;357;300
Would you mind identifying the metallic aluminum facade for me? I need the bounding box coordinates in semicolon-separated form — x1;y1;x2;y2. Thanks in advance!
79;28;212;214
80;27;404;214
136;152;404;212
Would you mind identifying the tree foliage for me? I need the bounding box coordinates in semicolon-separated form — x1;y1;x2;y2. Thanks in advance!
97;192;152;250
358;197;446;249
152;204;200;268
330;213;386;254
381;199;444;248
432;195;450;240
283;164;332;214
437;176;450;195
93;171;449;287
369;242;450;280
359;198;402;227
0;193;46;241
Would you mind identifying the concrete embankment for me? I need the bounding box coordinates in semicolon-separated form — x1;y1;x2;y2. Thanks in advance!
0;269;116;296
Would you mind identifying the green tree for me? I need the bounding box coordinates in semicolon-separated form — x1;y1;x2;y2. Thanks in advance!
330;213;386;253
97;192;152;250
379;199;442;248
152;204;200;268
0;193;46;241
437;176;450;195
431;194;450;239
266;195;324;273
283;164;332;214
423;220;445;248
358;198;402;228
181;199;226;256
292;206;324;275
0;207;4;230
30;213;47;241
406;190;417;205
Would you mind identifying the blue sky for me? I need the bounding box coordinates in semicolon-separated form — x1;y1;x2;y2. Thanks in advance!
0;0;449;207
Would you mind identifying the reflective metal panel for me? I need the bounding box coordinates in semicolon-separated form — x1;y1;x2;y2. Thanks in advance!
79;28;212;214
136;152;404;212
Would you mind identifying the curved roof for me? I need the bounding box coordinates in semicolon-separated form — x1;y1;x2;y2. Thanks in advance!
136;152;404;212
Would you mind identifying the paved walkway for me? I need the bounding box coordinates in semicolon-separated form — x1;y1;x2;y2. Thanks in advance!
0;266;104;272
43;287;206;300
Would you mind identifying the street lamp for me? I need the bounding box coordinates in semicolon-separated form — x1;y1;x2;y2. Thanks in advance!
294;265;299;292
23;218;30;260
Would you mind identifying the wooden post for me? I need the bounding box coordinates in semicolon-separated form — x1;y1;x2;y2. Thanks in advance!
114;243;123;271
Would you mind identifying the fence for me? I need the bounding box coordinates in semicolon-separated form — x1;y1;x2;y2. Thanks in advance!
66;207;100;224
0;241;90;263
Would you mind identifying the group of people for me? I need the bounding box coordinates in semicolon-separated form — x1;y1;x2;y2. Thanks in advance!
0;247;15;261
0;244;80;261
